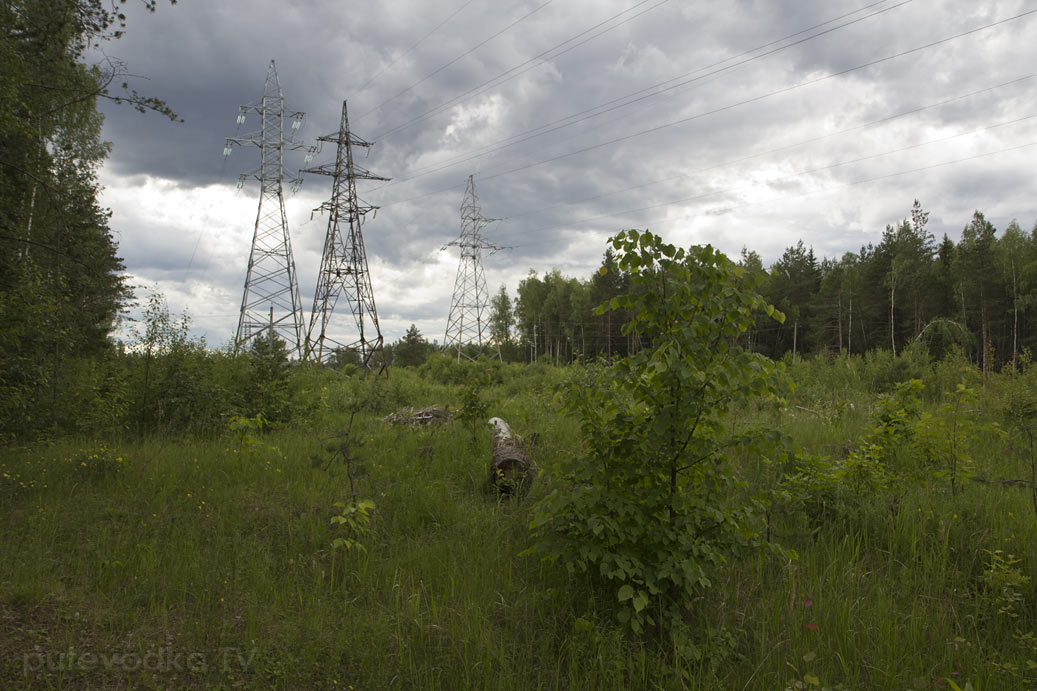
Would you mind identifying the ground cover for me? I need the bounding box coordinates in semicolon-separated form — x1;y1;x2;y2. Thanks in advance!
1;356;1035;689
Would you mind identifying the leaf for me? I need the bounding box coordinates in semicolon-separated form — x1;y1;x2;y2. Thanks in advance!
617;584;634;602
803;674;820;686
802;651;816;662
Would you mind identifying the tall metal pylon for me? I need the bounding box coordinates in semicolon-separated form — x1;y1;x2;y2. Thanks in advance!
443;175;502;360
302;100;390;369
225;60;307;356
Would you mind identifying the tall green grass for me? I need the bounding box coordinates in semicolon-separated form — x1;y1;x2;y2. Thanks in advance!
1;357;1035;689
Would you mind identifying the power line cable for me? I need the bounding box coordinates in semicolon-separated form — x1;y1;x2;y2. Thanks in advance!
523;114;1037;233
692;141;1037;227
372;0;673;140
351;0;478;96
506;74;1035;223
377;8;1035;211
474;8;1037;185
386;0;909;181
547;136;1032;236
356;0;555;121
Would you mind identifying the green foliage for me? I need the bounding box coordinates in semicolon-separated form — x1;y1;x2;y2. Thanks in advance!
457;380;493;439
915;384;1003;494
870;378;924;456
980;549;1029;622
774;379;925;533
0;1;181;439
3;355;1037;688
67;443;124;480
998;364;1037;522
393;324;434;367
228;413;265;453
419;351;508;385
247;330;292;423
330;499;375;552
528;230;790;640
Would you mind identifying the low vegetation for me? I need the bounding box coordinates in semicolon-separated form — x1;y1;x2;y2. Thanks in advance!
3;262;1036;690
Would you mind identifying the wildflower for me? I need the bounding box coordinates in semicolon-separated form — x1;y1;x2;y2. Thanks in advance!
805;623;818;632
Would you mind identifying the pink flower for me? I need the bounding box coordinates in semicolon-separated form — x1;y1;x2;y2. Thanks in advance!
805;623;818;632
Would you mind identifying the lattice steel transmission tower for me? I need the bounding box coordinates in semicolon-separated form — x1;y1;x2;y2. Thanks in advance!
302;100;390;369
225;60;307;356
443;175;502;360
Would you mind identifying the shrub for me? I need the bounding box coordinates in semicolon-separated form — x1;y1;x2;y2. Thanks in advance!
527;230;791;644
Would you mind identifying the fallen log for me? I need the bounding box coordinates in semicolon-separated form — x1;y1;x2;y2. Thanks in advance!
488;417;535;496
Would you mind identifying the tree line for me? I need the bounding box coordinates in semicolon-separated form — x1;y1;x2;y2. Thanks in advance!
465;201;1036;373
1;1;177;437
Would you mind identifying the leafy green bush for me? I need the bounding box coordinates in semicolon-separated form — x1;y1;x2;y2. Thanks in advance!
527;230;790;643
419;352;507;385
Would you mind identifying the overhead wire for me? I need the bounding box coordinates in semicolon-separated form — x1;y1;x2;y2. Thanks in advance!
475;8;1037;184
371;0;674;141
350;0;478;97
375;7;1037;210
384;0;911;183
688;140;1037;226
521;113;1037;234
356;0;556;121
504;74;1035;224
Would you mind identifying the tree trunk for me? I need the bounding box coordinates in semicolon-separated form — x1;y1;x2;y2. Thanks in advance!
890;277;896;355
848;288;853;355
837;288;843;354
1012;260;1019;370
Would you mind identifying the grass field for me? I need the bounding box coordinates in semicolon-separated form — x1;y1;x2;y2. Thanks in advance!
1;357;1035;690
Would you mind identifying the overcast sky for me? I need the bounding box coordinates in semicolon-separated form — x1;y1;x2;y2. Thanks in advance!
92;0;1037;347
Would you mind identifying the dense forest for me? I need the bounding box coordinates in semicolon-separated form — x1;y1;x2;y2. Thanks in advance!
501;201;1037;372
0;1;180;439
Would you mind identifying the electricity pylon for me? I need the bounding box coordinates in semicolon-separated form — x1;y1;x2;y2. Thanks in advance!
302;100;389;370
225;60;306;356
443;175;502;360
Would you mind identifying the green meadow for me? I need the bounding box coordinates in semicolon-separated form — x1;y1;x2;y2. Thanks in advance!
2;352;1035;690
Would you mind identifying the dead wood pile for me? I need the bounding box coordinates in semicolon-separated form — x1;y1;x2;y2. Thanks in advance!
382;405;451;426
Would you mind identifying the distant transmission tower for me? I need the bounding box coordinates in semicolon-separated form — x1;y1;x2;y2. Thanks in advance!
302;100;390;370
443;175;502;360
224;60;307;356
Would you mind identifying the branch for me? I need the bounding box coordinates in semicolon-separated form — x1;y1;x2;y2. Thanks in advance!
27;55;181;122
676;450;717;474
